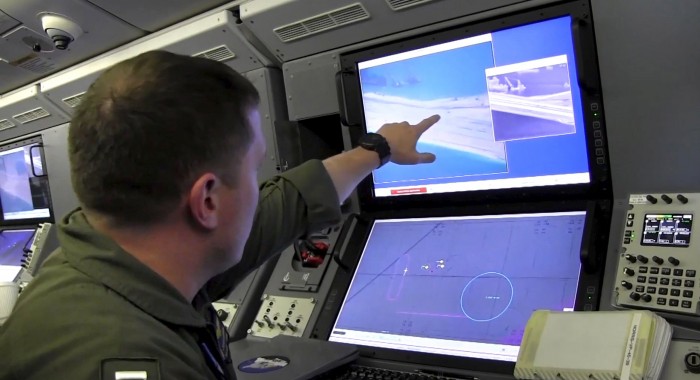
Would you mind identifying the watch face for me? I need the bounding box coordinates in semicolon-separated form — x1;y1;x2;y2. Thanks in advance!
362;133;384;145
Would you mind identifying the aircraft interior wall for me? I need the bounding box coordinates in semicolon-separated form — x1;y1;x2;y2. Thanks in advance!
0;0;699;378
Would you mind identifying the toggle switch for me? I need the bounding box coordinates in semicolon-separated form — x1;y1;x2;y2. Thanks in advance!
263;315;274;328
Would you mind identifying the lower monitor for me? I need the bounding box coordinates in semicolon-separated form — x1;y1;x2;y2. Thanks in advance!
0;229;35;282
328;211;587;363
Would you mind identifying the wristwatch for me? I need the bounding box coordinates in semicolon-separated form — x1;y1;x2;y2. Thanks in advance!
359;132;391;168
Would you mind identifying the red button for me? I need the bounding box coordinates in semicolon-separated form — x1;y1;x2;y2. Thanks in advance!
390;187;427;195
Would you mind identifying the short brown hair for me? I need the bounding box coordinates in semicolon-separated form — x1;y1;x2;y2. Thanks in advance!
69;50;260;226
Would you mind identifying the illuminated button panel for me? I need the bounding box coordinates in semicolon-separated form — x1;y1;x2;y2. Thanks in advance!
614;193;700;315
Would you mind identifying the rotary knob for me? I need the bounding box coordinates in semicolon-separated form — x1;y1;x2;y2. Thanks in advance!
623;267;635;276
669;257;680;266
652;256;664;265
641;294;652;303
685;352;700;374
629;292;641;301
661;194;673;204
621;281;633;290
646;195;658;204
624;254;637;263
216;309;229;321
636;255;649;264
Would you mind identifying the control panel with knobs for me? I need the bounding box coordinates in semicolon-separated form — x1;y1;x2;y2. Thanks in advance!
613;193;699;315
247;295;316;338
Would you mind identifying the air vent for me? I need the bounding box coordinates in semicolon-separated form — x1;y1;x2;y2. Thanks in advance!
14;56;56;74
0;119;15;131
62;92;86;108
386;0;438;11
13;107;50;124
193;45;236;62
273;3;369;43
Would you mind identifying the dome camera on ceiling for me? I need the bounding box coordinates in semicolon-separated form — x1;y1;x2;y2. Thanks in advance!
39;13;84;51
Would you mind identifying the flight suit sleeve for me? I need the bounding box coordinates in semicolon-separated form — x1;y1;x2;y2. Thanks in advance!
205;159;342;300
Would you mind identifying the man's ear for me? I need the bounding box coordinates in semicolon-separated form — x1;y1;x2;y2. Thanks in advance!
188;173;220;230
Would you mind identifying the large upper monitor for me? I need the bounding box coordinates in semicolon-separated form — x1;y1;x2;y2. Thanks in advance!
338;1;610;208
0;138;53;226
325;209;594;370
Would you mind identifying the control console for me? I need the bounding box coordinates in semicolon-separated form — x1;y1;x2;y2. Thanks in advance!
660;339;700;378
21;223;53;276
247;295;316;338
613;193;698;315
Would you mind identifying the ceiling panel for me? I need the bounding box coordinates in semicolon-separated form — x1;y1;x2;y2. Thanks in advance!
241;0;530;62
41;10;273;115
0;0;144;95
0;85;70;141
87;0;239;32
0;9;19;34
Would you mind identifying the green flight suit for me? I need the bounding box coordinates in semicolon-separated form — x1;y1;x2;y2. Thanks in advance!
0;160;341;380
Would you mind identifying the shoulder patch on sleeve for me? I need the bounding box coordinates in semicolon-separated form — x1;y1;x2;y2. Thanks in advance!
100;358;160;380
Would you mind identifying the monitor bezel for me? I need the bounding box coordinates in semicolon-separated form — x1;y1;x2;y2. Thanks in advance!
337;0;612;213
0;136;55;227
311;200;605;375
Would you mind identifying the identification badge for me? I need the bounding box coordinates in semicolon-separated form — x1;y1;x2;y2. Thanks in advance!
101;358;160;380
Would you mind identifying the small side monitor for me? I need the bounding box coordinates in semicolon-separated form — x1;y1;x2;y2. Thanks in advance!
0;137;53;226
0;228;36;282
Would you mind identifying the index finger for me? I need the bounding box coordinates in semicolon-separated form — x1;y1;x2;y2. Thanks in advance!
414;114;441;135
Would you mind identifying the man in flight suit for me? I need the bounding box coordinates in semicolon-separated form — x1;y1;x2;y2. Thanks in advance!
0;51;440;379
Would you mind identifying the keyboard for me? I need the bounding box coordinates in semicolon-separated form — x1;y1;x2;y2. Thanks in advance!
313;364;471;380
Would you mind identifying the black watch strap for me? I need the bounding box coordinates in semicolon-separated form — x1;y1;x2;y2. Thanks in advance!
359;132;391;168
